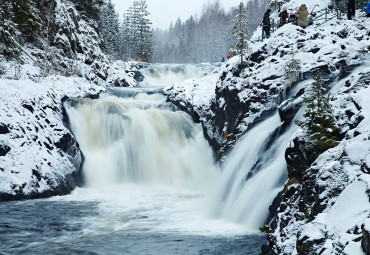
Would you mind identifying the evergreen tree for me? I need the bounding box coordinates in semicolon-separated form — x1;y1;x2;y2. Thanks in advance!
0;0;20;58
231;2;249;64
296;73;340;151
99;0;120;59
152;1;235;63
13;0;42;41
285;45;302;84
69;0;105;21
135;0;152;62
120;0;152;62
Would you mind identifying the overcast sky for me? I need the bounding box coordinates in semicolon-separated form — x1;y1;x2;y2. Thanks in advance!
110;0;242;30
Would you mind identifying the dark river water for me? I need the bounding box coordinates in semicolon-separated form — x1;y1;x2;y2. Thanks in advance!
0;192;266;255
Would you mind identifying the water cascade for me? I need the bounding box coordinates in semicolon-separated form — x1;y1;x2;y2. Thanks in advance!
65;93;219;191
139;64;211;87
207;111;301;231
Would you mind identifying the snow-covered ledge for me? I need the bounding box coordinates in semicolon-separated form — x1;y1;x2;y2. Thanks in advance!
0;76;102;200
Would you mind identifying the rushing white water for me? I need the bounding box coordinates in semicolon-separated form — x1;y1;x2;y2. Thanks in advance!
139;64;210;87
207;111;301;231
65;93;218;191
63;92;253;236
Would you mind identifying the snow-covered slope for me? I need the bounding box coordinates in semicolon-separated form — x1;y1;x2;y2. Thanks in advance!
0;76;103;200
269;63;370;255
0;0;144;200
166;14;369;158
165;2;370;254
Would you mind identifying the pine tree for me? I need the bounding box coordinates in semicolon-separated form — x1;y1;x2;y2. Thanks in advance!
0;0;20;58
135;0;152;62
13;0;42;41
98;0;120;59
231;2;249;65
285;45;302;84
296;73;340;151
69;0;105;21
121;0;152;62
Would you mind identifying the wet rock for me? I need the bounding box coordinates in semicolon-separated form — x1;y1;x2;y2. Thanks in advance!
55;132;83;173
278;97;303;125
0;124;10;134
0;145;11;156
134;70;144;82
285;136;317;181
22;104;34;113
362;223;370;255
296;231;326;255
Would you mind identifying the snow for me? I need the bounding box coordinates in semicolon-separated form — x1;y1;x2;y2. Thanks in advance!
163;0;370;253
0;75;103;196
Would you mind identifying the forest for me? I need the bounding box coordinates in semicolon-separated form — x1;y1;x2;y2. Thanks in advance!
0;0;268;64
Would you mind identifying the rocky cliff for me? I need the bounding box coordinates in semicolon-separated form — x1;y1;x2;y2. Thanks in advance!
0;0;139;200
165;7;370;255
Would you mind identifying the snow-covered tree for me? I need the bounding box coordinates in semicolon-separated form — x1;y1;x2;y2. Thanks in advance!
231;2;249;64
120;0;152;62
0;1;20;58
135;0;152;62
99;0;120;59
296;73;340;151
152;1;235;63
69;0;105;21
285;45;302;84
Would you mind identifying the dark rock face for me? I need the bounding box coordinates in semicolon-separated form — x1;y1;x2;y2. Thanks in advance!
0;124;10;134
134;70;144;82
0;145;11;157
362;225;370;255
261;69;370;254
285;137;318;182
55;132;84;179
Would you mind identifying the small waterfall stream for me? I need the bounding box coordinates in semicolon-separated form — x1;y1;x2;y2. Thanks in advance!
207;111;302;230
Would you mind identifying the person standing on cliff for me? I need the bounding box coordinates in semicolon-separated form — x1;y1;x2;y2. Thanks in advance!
262;9;272;38
279;6;288;27
297;4;308;29
347;0;356;20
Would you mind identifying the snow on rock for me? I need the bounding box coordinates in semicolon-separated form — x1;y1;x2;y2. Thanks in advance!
0;76;103;200
268;65;370;254
0;0;141;200
164;65;223;146
165;11;369;159
165;1;370;254
0;0;140;89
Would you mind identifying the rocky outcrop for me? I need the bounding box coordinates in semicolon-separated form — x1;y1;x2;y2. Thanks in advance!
262;66;370;254
362;220;370;255
0;77;102;201
165;8;370;255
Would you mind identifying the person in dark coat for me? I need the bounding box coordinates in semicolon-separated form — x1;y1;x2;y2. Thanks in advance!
347;0;356;20
262;9;272;38
366;1;370;17
288;10;298;24
279;6;288;26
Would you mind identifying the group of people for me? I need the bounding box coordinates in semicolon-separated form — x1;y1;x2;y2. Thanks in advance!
262;4;309;39
348;0;370;19
263;1;370;39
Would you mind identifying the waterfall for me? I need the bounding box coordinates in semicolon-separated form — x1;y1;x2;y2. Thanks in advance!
207;111;301;231
139;64;211;87
65;92;219;191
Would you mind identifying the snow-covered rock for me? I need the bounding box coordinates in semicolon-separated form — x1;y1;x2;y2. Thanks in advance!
0;76;103;200
164;2;370;254
0;0;142;200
